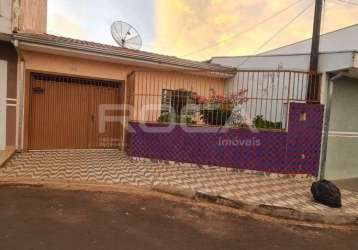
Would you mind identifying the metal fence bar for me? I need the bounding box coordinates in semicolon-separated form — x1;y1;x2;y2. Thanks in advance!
129;70;320;131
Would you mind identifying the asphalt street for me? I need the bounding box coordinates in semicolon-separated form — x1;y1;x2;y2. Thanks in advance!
0;185;357;250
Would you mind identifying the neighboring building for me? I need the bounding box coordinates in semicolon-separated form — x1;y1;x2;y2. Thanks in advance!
260;24;358;55
0;0;47;151
0;0;16;151
0;0;12;35
11;0;47;34
0;0;47;35
0;40;17;151
210;25;358;181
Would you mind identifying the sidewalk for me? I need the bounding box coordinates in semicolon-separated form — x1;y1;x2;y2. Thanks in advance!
0;148;16;167
0;150;358;225
334;178;358;193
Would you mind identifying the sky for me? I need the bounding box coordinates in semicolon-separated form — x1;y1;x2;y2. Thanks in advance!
47;0;358;61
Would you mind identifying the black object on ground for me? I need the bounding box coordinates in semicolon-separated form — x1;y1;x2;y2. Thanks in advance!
311;180;342;208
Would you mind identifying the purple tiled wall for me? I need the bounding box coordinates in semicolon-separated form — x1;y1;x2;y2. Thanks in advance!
286;103;324;176
127;103;324;176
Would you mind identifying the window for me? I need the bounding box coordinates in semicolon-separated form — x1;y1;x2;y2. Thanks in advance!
161;89;196;116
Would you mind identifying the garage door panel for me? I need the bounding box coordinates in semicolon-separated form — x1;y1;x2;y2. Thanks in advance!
30;76;90;149
29;73;122;150
88;84;123;149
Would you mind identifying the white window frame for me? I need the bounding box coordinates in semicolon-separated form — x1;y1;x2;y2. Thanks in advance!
160;89;196;116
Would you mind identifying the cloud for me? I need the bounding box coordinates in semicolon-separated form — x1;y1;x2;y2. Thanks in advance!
46;0;358;60
47;0;156;49
153;0;358;60
47;13;89;40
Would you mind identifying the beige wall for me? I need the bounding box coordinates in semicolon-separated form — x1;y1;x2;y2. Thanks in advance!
0;0;12;34
14;0;47;33
22;51;137;80
20;50;227;149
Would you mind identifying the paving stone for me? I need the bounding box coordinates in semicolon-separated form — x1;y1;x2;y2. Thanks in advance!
1;150;358;219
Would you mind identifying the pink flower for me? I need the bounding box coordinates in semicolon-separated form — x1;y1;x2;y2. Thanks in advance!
197;89;248;106
196;96;207;104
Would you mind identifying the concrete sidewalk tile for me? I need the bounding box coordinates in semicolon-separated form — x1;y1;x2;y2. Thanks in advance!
1;150;358;222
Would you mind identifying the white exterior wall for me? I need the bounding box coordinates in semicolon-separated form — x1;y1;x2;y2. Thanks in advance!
212;54;310;71
0;60;7;150
212;52;356;126
211;52;356;107
211;52;355;72
0;0;12;34
212;55;310;123
225;71;308;127
261;24;358;55
325;77;358;180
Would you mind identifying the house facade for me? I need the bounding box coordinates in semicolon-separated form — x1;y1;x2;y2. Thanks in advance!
0;0;339;179
13;34;233;150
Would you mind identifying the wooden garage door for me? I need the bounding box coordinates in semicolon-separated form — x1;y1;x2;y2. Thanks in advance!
29;73;123;150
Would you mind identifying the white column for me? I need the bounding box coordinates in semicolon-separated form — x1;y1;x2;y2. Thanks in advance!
16;59;24;150
0;60;8;150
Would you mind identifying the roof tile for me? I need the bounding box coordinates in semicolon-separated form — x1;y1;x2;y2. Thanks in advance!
14;33;235;74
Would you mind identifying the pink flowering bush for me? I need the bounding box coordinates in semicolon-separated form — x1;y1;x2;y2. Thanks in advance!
196;89;248;126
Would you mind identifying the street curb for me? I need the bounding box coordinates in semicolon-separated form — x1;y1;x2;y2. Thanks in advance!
0;179;357;226
151;184;196;199
194;191;358;226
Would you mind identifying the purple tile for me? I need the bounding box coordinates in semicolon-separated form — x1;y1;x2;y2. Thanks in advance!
127;103;324;176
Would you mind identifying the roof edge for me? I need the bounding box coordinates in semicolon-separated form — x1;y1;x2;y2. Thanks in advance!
13;33;236;75
210;50;358;61
259;23;358;55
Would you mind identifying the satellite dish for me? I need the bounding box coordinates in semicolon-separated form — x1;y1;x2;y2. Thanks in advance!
111;21;142;50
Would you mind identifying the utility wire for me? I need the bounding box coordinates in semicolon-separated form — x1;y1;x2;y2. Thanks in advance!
334;0;358;5
182;0;307;57
237;1;314;67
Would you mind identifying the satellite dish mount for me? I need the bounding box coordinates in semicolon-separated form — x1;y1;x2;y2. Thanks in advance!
111;21;142;50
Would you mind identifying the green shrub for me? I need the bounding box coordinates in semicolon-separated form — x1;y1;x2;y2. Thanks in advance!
200;109;232;126
157;114;196;124
253;115;282;129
